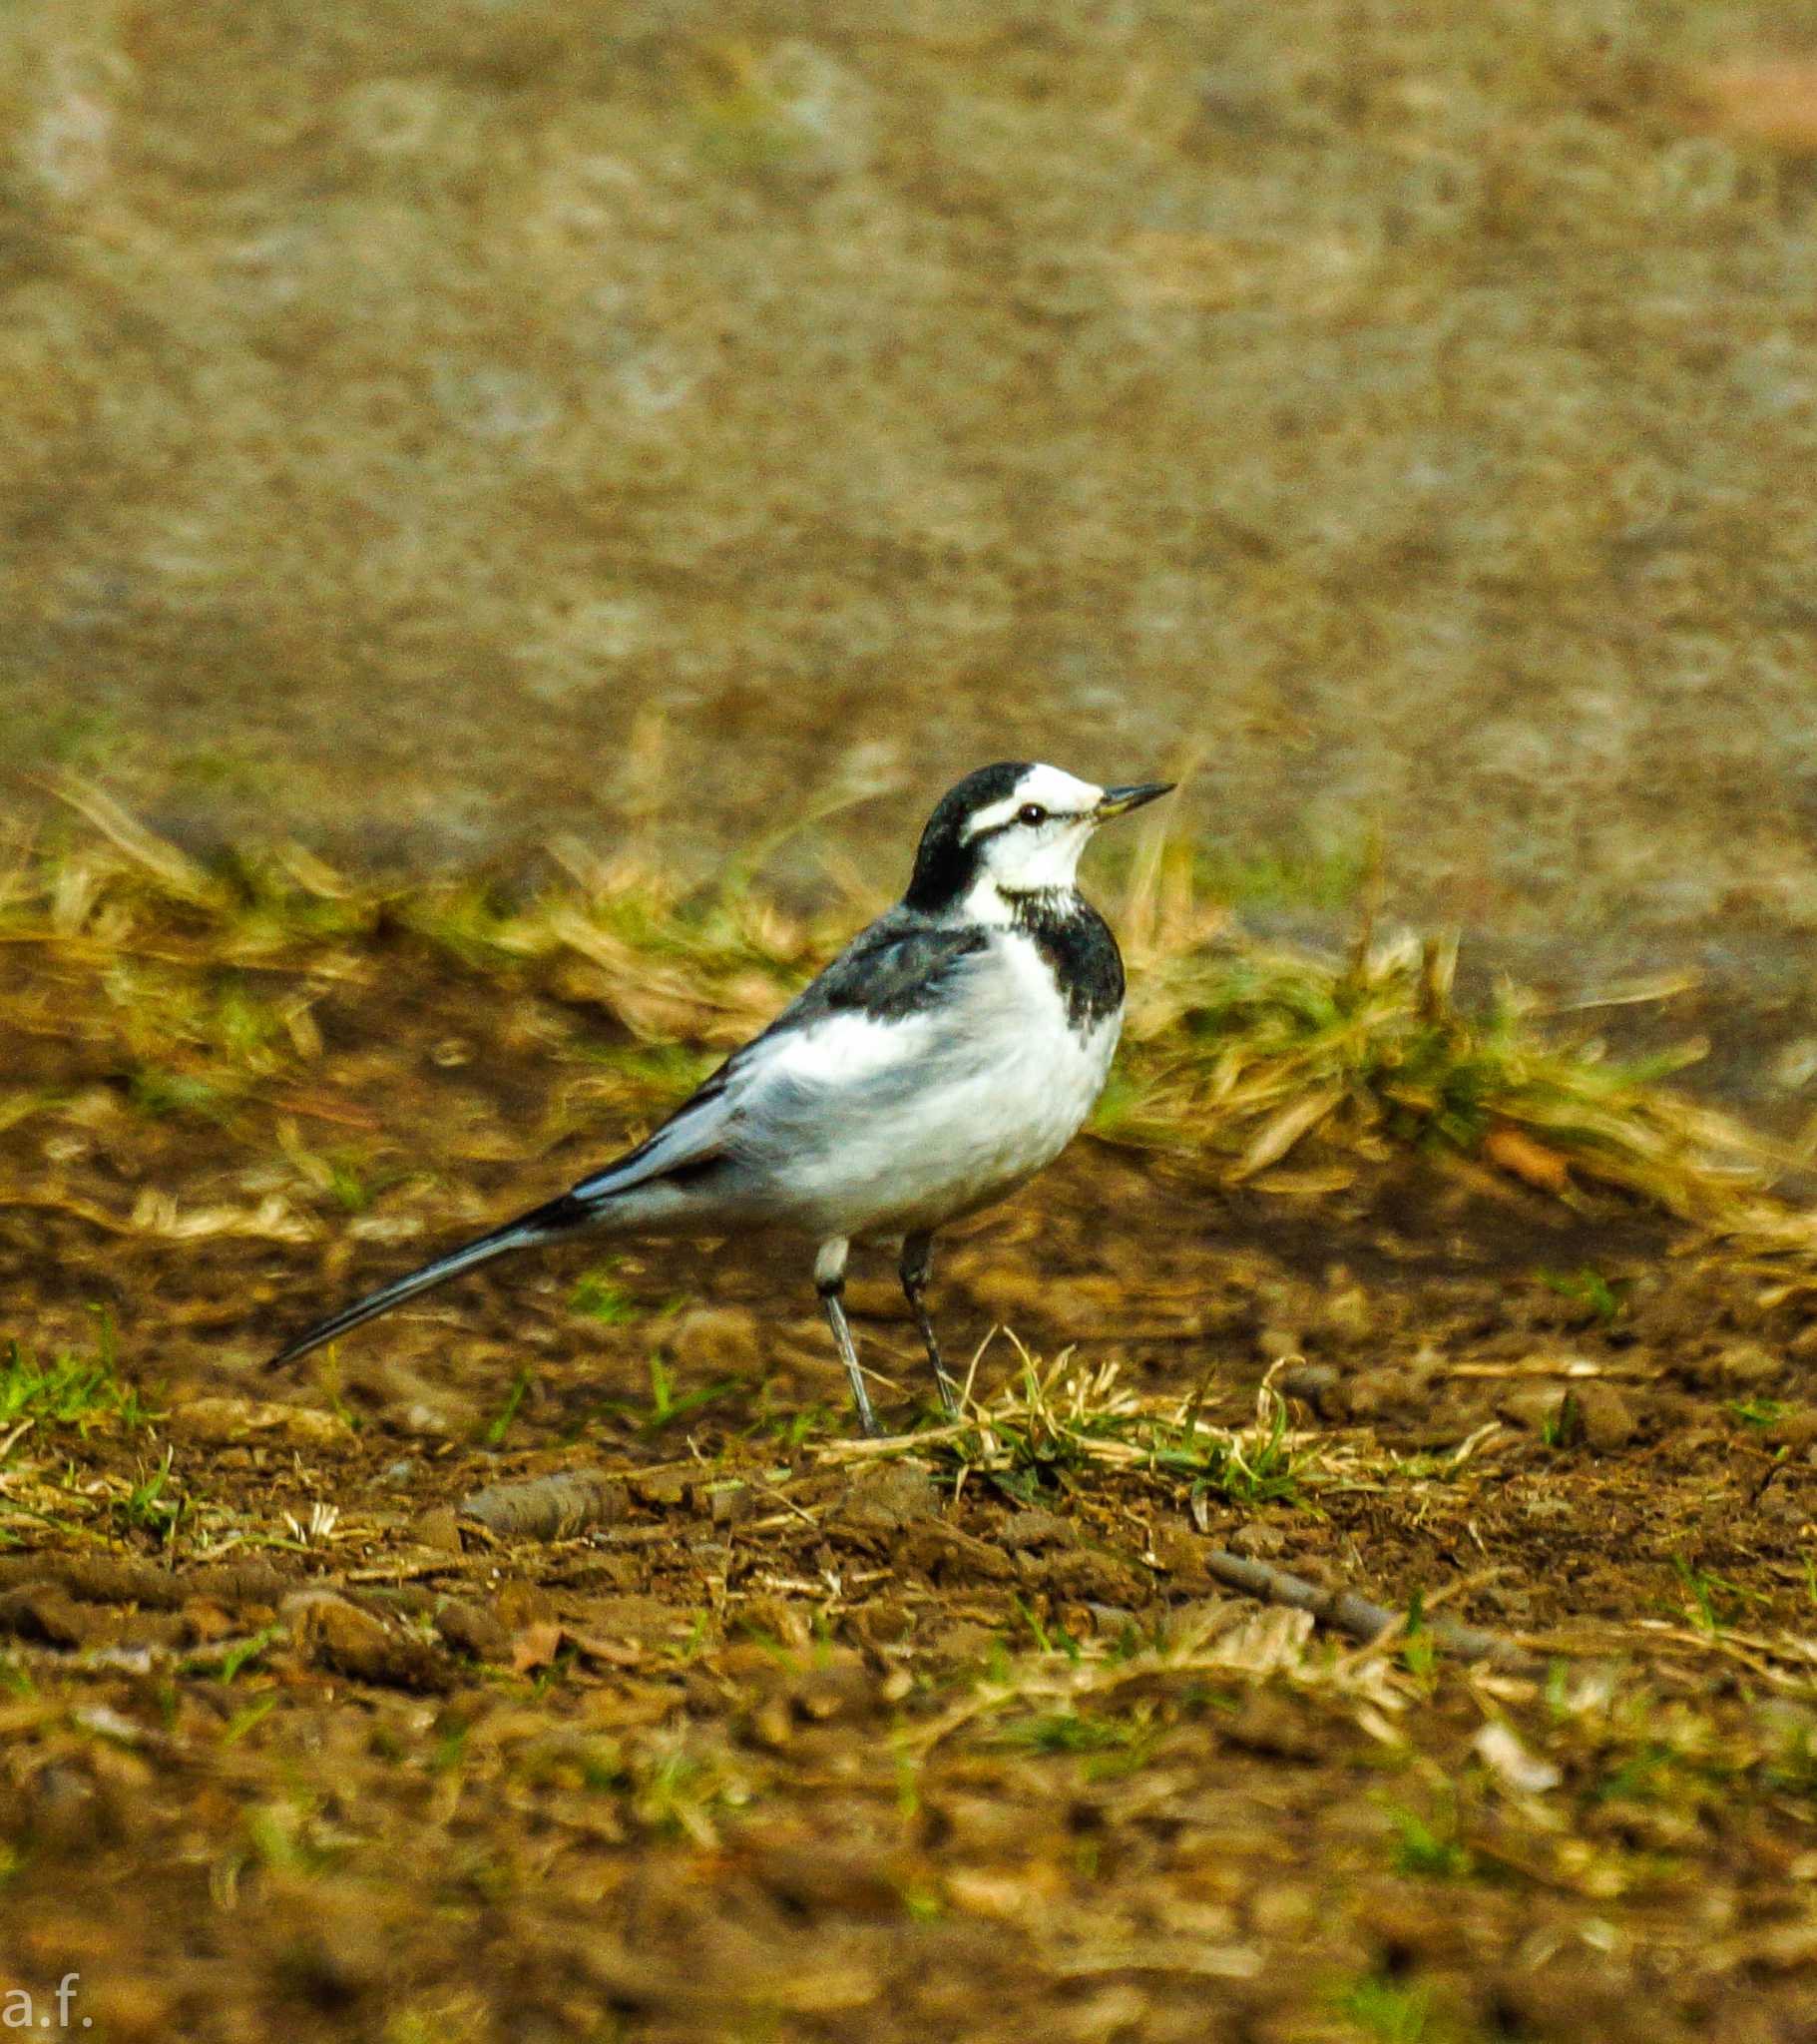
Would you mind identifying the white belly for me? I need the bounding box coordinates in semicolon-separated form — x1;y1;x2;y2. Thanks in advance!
743;936;1121;1241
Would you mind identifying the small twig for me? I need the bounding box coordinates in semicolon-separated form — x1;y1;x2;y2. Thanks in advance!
1201;1548;1535;1671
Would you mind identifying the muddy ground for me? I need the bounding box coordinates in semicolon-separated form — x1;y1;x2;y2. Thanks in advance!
7;928;1817;2041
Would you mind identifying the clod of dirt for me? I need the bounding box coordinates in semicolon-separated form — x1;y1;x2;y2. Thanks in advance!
457;1468;627;1540
899;1520;1016;1583
1572;1381;1637;1452
433;1598;511;1663
0;1584;96;1647
832;1460;941;1544
628;1467;691;1508
731;1824;913;1917
410;1504;462;1552
1312;1284;1377;1346
1021;1549;1150;1607
998;1508;1078;1552
1497;1381;1571;1432
1766;1407;1817;1451
282;1590;455;1692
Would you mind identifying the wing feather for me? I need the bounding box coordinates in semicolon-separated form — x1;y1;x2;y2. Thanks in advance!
566;912;987;1208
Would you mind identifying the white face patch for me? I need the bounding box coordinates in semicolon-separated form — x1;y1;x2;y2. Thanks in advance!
961;764;1106;911
960;764;1104;845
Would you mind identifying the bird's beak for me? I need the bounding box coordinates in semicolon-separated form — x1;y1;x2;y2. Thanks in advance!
1095;782;1175;821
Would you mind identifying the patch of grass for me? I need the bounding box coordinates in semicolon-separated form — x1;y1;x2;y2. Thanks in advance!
217;1627;285;1684
1332;1972;1441;2043
222;1697;279;1745
991;1706;1153;1760
1668;1556;1767;1635
1726;1397;1786;1429
626;1743;753;1846
1541;1395;1585;1450
480;1367;534;1447
0;1325;148;1434
1119;906;1773;1219
4;787;1802;1249
862;1342;1328;1513
1384;1802;1475;1880
116;1447;194;1544
570;1267;641;1324
599;1355;743;1438
243;1796;345;1879
1539;1265;1628;1325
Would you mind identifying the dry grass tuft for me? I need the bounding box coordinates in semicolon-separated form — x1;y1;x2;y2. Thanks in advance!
0;787;1804;1247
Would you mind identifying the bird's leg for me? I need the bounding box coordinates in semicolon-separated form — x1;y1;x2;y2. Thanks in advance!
814;1239;879;1438
900;1230;961;1419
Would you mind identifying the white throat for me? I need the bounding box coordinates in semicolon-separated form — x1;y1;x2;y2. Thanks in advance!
961;872;1077;925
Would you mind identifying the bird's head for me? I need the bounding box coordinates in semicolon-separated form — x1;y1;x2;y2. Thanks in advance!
904;762;1173;918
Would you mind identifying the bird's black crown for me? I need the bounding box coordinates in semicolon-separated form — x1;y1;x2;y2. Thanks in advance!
903;762;1033;912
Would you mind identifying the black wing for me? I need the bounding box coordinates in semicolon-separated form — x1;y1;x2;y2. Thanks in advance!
763;910;991;1029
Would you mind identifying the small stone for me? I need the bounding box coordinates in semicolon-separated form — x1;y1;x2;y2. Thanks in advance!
1718;1342;1783;1390
1226;1521;1286;1558
692;1478;754;1525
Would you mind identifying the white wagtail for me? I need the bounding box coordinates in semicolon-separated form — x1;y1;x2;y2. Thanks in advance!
265;763;1173;1434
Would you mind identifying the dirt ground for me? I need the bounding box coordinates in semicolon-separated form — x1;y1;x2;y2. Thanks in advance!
9;925;1817;2042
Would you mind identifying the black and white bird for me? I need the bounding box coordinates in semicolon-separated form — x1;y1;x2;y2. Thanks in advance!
265;763;1172;1434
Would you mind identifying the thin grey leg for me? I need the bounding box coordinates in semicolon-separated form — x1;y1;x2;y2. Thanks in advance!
900;1230;960;1418
814;1239;878;1438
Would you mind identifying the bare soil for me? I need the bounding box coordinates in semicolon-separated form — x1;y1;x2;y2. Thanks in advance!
8;935;1817;2042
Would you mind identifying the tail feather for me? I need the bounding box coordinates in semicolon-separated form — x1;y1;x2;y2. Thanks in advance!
263;1191;591;1372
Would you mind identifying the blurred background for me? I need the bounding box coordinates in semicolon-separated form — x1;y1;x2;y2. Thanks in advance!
5;0;1817;1101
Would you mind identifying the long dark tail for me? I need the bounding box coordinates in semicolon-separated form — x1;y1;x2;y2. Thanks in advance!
263;1191;593;1372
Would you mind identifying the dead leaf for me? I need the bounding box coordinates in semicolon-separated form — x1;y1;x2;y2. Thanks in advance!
1482;1125;1571;1195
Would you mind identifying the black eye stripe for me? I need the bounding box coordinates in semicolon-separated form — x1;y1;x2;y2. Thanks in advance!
968;804;1079;844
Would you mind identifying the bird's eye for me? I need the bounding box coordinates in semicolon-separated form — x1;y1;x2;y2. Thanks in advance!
1017;803;1049;826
